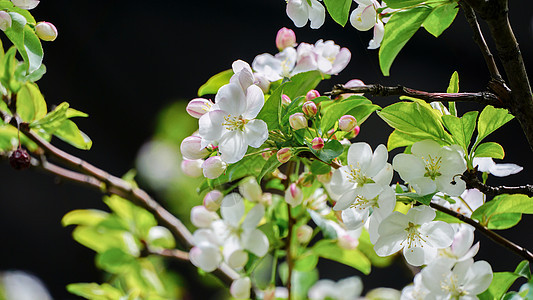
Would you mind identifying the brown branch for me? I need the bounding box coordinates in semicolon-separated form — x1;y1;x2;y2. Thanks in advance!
430;202;533;263
325;84;504;107
146;248;190;261
461;170;533;197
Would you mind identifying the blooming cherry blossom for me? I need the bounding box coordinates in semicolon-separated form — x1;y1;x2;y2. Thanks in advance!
374;205;454;266
349;0;385;49
393;139;467;196
286;0;326;29
330;143;393;211
473;157;523;177
401;273;430;300
189;229;222;272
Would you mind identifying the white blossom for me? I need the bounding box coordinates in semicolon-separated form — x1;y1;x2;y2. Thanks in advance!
286;0;326;29
308;276;363;300
374;205;454;266
473;157;523;177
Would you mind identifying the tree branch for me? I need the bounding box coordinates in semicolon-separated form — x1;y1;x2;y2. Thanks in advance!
325;84;504;107
430;202;533;263
461;170;533;197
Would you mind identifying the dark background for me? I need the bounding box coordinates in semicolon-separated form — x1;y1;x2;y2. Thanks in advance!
1;1;533;299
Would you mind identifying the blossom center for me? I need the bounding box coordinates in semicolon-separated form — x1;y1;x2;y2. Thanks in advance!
403;222;427;250
347;164;373;186
223;114;248;131
422;154;443;180
350;194;379;211
440;274;466;298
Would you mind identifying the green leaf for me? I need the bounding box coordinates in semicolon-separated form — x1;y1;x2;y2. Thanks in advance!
282;70;324;100
423;2;459;37
292;269;319;300
16;82;47;122
320;96;374;132
294;252;319;271
379;6;432;76
30;101;69;130
257;153;282;182
476;105;514;147
323;0;352;26
479;270;527;300
53;119;92;150
22;25;43;74
104;194;157;238
67;283;123;300
310;159;332;175
197;69;233;96
474;142;505;159
396;192;436;205
312;240;371;274
62;209;109;227
96;248;135;274
378;101;453;144
515;261;531;280
257;81;283;131
72;226;137;254
309;139;343;163
387;129;420;151
472;194;533;229
0;1;37;24
382;0;425;9
441;111;478;152
447;71;459;115
358;229;394;267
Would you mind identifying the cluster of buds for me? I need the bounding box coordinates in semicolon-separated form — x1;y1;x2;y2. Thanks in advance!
288;89;321;131
0;1;58;41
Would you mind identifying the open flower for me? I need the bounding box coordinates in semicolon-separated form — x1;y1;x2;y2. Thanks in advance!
198;63;268;163
421;259;493;299
308;276;363;300
211;193;269;269
473;157;523;177
437;225;479;265
189;229;222;272
330;143;393;211
349;0;385;49
374;205;454;266
286;0;326;29
393;140;467;196
252;47;297;81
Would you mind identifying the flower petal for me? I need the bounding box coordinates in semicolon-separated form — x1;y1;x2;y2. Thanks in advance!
242;204;265;229
366;144;388;177
342;207;367;230
221;193;244;227
243;85;265;119
347;142;372;172
421;221;454;248
219;130;248;163
368;20;384;49
286;0;309;28
243;228;269;257
308;0;325;29
244;119;268;148
392;153;425;181
215;83;246;116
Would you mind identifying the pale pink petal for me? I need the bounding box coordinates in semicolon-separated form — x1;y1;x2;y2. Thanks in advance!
287;0;309;28
308;0;325;29
219;130;248;163
244;119;268;148
215;83;246;116
368;20;384;49
243;85;265;119
329;47;351;74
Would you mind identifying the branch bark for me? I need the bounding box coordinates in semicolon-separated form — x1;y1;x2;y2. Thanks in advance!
325;84;504;107
461;170;533;197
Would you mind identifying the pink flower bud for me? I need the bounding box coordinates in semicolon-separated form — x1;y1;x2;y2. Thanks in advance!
327;128;338;140
180;136;210;160
186;98;212;118
285;183;303;207
302;101;317;118
202;156;227;179
305;90;320;101
338;115;357;132
282;94;291;106
261;148;273;160
276;27;296;51
276;148;292;164
35;22;58;41
297;172;314;187
317;171;332;183
11;0;39;10
203;190;224;211
296;224;313;244
181;159;203;178
345;125;361;139
190;205;218;228
289;113;307;130
311;137;324;151
0;11;12;31
338;234;359;250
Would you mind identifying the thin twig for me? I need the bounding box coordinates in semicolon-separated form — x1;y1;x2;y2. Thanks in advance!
325;84;504;107
430;202;533;262
283;161;297;300
461;170;533;197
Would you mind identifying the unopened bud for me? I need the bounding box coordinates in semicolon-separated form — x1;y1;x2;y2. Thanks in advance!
261;148;273;161
311;137;324;151
305;90;320;101
239;177;262;202
276;27;296;51
338;115;357;132
203;190;224;211
297;172;314;187
289;113;307;130
302;101;317;118
285;183;303;207
186;98;212;118
281;94;291;106
296;224;313;244
0;11;12;31
230;277;251;300
345;125;361;139
35;21;58;41
327;128;338;140
276;148;292;164
180;135;210;160
190;206;219;228
181;159;203;177
317;171;332;183
338;234;358;250
202;156;227;179
11;0;39;10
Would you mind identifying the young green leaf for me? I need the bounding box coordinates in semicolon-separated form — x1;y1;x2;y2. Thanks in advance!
308;139;343;163
378;101;453;145
282;70;324;100
423;2;459;37
319;96;375;131
197;69;233;96
311;240;371;274
62;209;109;227
323;0;352;26
16;82;47;122
472;194;533;230
387;129;421;151
447;71;459;115
441;111;478;152
382;0;425;9
66;283;124;299
257;81;283;130
379;6;432;76
310;159;332;175
474;142;505;159
53;119;92;150
475;105;514;147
